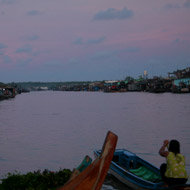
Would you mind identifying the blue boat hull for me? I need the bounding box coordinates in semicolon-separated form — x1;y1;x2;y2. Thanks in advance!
94;149;167;190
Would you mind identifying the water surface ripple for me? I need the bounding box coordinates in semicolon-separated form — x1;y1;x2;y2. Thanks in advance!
0;91;189;188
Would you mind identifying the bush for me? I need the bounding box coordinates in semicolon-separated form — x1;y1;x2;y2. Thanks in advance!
0;169;72;190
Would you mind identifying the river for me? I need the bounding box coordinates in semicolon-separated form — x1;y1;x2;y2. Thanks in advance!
0;91;189;189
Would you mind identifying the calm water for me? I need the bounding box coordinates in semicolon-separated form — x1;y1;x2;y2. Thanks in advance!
0;91;190;189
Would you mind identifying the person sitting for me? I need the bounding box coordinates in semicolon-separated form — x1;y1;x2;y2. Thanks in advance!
159;140;188;187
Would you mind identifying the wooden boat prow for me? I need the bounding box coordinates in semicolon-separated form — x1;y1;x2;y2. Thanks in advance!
57;131;118;190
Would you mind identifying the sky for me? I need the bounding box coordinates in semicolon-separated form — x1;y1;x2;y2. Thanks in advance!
0;0;190;82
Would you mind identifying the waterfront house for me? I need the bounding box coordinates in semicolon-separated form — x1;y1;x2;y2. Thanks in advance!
172;78;190;93
169;67;190;93
0;84;16;99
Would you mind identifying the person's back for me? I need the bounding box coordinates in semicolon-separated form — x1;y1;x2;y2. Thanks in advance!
165;152;188;179
159;140;188;187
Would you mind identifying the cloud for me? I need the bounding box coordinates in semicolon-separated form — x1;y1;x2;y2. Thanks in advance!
90;47;140;61
164;3;181;9
68;57;79;64
3;55;11;63
32;50;51;56
184;0;190;8
124;47;140;53
87;36;106;44
27;10;41;16
0;55;12;64
25;35;40;41
73;36;106;45
164;1;190;9
162;29;167;32
0;43;8;49
0;43;7;57
165;1;190;9
43;59;62;68
172;38;187;44
91;50;114;60
15;44;33;53
173;38;180;43
73;38;83;45
93;8;134;21
0;0;16;4
17;58;32;66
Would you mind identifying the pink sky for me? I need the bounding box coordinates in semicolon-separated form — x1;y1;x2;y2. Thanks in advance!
0;0;190;82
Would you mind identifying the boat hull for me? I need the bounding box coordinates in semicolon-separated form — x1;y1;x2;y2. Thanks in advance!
110;169;152;190
57;131;118;190
94;149;167;190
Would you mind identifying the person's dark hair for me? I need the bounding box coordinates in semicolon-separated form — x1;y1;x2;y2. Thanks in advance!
169;140;180;155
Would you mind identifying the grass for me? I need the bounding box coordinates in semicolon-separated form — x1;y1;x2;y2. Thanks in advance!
0;169;72;190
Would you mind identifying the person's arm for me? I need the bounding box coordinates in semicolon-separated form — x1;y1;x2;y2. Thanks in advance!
159;140;169;157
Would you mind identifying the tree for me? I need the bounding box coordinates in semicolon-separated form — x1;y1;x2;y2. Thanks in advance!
125;76;134;82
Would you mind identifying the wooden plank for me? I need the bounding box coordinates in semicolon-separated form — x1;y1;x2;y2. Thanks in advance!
57;131;118;190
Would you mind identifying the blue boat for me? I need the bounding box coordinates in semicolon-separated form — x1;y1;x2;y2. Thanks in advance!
94;149;190;190
94;149;168;190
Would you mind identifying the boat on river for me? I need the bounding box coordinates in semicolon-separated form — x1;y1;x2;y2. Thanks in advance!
94;149;166;190
94;149;190;190
57;131;118;190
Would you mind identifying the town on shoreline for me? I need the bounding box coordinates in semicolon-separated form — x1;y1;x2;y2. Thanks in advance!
1;67;190;100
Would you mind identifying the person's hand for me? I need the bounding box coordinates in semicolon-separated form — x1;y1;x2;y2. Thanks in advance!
163;140;169;146
159;140;169;157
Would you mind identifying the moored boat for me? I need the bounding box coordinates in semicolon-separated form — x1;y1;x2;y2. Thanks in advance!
57;131;118;190
94;149;167;190
0;84;16;99
94;149;190;190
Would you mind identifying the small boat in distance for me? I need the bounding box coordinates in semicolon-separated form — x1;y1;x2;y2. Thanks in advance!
57;131;118;190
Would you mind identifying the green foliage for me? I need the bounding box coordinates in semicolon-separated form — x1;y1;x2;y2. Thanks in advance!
8;82;92;90
0;169;72;190
125;76;134;82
